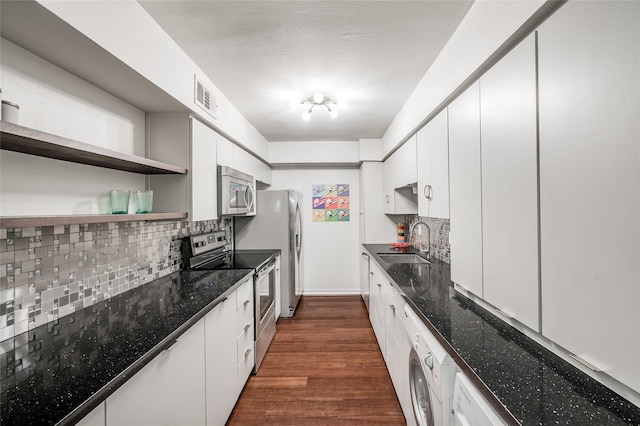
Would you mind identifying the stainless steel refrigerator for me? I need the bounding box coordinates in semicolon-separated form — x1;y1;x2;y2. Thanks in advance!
234;190;303;317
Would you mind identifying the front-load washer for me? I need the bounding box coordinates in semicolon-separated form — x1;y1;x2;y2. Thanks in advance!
405;305;455;426
451;371;507;426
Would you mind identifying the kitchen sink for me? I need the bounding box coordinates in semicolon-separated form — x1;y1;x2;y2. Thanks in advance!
377;253;430;264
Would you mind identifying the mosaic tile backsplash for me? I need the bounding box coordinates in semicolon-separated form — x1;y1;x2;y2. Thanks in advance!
0;219;231;342
406;215;450;264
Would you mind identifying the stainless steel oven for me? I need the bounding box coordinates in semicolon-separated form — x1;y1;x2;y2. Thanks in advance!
182;231;277;373
254;257;276;372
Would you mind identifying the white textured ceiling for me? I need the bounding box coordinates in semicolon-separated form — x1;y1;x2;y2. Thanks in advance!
138;1;473;142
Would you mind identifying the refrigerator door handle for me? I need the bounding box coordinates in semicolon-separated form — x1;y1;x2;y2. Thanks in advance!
295;203;302;256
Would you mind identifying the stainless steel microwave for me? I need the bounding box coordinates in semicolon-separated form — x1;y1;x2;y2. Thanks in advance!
217;165;256;216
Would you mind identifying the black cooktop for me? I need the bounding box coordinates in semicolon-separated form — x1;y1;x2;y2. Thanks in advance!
196;250;276;271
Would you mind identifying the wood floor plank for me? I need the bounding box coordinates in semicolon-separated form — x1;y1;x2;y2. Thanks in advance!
227;295;405;425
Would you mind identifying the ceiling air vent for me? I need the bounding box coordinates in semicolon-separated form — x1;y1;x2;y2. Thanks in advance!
194;75;217;118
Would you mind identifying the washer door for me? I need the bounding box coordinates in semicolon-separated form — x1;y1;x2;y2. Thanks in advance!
409;348;435;426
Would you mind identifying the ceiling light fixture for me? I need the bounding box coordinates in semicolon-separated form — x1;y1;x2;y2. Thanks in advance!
300;92;340;121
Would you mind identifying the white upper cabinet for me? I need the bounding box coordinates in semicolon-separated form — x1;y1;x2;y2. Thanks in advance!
448;82;483;297
360;162;396;243
216;136;235;168
417;109;450;219
190;119;219;222
217;135;272;185
538;1;640;391
382;150;401;214
383;137;418;215
402;134;418;186
480;33;539;332
148;114;218;222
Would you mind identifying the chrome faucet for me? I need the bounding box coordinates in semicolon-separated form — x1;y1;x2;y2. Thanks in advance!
409;221;431;259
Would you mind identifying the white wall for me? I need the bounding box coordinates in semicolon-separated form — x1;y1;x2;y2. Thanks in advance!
359;139;383;162
0;38;145;216
271;168;360;295
1;38;146;155
382;0;546;155
36;0;269;162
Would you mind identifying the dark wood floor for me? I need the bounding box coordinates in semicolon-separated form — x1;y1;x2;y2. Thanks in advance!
227;295;405;425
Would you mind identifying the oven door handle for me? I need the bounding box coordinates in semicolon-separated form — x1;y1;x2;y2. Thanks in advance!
257;260;277;279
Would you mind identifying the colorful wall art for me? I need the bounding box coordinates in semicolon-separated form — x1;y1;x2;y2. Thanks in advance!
312;184;350;222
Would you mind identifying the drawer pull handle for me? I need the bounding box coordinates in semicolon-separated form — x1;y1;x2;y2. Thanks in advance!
244;348;252;358
244;324;251;332
244;299;251;306
164;339;179;352
570;354;601;372
390;304;396;312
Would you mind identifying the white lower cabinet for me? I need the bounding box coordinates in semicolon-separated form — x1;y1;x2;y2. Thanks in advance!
368;261;386;357
102;278;255;426
105;320;207;426
76;402;105;426
368;256;414;424
383;279;413;424
205;295;239;426
235;276;255;390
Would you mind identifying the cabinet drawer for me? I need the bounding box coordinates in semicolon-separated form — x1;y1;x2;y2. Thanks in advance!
236;292;253;328
235;309;253;337
383;280;407;325
237;323;254;365
236;277;254;310
237;340;254;390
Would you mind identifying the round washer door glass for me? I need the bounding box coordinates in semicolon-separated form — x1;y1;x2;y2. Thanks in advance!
410;350;434;426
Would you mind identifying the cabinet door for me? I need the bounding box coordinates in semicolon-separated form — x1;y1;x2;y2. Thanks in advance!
216;135;234;167
417;109;450;219
402;134;418;186
190;118;218;221
384;284;412;423
205;296;238;426
76;402;105;426
480;34;539;331
368;262;386;357
361;162;396;243
382;154;398;214
106;320;206;426
538;1;640;391
448;83;483;297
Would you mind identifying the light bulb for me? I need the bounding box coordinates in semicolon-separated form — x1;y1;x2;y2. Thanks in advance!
313;92;324;104
302;110;311;121
329;108;339;119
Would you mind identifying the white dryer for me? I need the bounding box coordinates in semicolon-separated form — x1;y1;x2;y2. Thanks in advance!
404;305;455;426
451;372;507;426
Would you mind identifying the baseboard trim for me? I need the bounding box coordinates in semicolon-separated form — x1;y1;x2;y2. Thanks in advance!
302;290;362;296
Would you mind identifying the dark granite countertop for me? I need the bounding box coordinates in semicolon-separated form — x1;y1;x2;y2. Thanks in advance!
364;244;640;426
0;268;254;426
